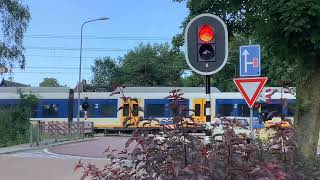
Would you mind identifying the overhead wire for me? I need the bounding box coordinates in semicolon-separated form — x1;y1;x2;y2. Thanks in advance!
0;34;171;40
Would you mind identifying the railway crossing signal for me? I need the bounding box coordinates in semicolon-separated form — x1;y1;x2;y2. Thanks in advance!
82;97;89;111
184;13;228;134
184;13;228;75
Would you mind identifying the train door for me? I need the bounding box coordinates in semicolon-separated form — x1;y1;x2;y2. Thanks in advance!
192;98;206;124
120;98;141;127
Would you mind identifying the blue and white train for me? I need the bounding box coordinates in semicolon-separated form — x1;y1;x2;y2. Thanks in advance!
0;86;296;130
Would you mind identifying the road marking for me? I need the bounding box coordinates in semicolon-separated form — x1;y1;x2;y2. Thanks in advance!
1;149;104;160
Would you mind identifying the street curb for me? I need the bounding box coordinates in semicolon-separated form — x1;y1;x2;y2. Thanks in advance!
0;137;98;155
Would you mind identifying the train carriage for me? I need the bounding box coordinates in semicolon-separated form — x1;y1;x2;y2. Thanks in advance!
0;86;296;131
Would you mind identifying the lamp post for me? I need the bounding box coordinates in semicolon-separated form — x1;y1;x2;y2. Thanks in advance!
77;17;109;136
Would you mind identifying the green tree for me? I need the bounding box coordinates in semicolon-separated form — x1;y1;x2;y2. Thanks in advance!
0;0;30;69
39;77;61;87
174;0;320;160
91;43;186;88
91;57;122;91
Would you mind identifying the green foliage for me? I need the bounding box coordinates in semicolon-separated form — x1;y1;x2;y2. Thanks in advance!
0;0;31;69
0;91;39;147
91;57;123;91
91;43;186;89
39;77;61;87
175;0;320;160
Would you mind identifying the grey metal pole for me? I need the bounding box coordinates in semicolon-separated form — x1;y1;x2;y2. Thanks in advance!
77;22;85;137
77;17;109;137
250;108;253;133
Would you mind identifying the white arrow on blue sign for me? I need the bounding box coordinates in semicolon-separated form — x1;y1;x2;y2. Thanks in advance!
239;45;261;77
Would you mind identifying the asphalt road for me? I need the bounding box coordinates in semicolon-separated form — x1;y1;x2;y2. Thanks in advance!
0;136;132;180
49;136;131;158
0;155;105;180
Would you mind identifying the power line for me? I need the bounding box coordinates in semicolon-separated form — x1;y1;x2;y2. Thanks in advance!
1;34;171;40
25;46;130;52
21;66;91;70
24;54;97;59
12;71;91;74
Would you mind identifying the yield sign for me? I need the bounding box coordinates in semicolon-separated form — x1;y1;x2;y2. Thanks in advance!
233;77;268;108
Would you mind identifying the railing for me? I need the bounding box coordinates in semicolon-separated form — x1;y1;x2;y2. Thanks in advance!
29;120;94;147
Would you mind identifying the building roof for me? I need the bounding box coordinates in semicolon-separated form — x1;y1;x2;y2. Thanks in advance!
115;87;221;93
0;79;30;87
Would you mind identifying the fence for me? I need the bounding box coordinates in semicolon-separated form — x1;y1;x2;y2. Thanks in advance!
29;120;94;147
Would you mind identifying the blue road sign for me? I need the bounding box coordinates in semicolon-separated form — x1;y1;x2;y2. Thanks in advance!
239;45;261;77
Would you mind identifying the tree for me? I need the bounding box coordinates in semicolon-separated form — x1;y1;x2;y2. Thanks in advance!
0;0;30;69
174;0;320;160
39;78;61;87
91;43;187;88
91;57;122;91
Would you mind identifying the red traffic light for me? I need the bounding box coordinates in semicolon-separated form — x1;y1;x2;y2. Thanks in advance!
199;24;214;42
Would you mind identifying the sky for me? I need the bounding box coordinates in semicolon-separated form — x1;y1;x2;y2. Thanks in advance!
2;0;188;87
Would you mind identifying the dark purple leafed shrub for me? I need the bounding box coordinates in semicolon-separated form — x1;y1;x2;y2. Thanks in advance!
75;87;319;180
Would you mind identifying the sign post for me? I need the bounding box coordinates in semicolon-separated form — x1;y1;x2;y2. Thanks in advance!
233;77;268;133
184;13;228;134
238;44;263;133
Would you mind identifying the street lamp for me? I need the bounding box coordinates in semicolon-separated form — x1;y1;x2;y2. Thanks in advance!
77;17;109;136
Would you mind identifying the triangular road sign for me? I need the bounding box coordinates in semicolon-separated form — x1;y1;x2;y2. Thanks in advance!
233;77;268;108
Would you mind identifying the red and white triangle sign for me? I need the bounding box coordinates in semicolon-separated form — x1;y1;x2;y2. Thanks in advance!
233;77;268;108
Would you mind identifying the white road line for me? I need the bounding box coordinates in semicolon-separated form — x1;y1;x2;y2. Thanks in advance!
2;149;104;160
43;149;103;160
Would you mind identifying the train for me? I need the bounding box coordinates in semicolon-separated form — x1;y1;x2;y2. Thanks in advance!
0;86;296;131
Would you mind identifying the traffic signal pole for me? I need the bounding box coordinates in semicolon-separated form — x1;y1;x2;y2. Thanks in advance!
184;14;228;136
205;75;211;135
205;75;211;123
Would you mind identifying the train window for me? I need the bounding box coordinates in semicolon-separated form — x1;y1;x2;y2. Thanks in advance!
132;104;139;116
101;104;116;117
87;104;96;117
265;104;282;114
180;104;188;117
287;103;296;117
238;104;250;117
217;104;234;117
146;104;165;117
194;104;201;116
123;104;129;116
42;104;59;117
0;104;13;109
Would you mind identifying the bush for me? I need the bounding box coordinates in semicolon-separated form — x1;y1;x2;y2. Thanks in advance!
0;92;38;147
75;87;320;179
75;121;320;180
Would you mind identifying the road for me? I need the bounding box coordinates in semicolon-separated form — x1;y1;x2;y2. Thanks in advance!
0;136;131;180
0;135;319;180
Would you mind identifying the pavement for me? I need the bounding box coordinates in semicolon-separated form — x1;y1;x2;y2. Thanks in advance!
0;155;106;180
0;137;96;155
